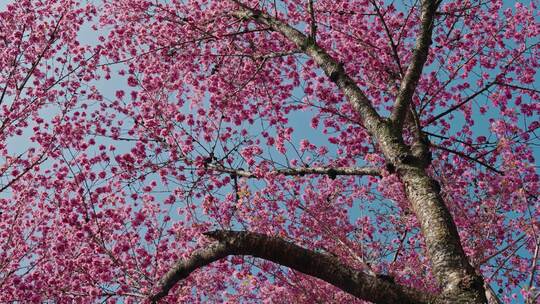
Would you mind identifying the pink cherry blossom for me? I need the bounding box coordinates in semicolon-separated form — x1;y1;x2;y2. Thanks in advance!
0;0;538;303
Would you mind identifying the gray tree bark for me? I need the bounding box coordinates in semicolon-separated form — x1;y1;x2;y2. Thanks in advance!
152;1;488;302
150;231;435;303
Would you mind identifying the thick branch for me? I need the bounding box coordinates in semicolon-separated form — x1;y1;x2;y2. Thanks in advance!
149;242;230;302
390;0;439;129
228;2;486;301
209;165;381;178
231;1;384;133
150;230;435;303
307;0;317;40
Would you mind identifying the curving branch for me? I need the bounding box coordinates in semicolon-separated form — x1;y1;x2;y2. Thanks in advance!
390;0;440;129
149;241;231;302
209;165;381;178
149;230;435;303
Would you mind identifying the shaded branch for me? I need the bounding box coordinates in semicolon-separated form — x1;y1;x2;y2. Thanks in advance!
390;0;440;129
307;0;317;41
495;81;540;94
150;230;435;303
209;165;381;178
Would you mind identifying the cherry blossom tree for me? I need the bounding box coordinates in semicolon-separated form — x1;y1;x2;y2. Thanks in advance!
0;0;538;303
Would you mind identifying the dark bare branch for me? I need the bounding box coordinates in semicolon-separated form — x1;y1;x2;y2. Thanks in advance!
425;80;496;125
476;235;527;266
371;0;404;75
307;0;317;41
150;230;435;303
495;81;540;94
209;165;381;178
390;0;440;129
433;144;503;175
0;151;49;193
425;42;538;125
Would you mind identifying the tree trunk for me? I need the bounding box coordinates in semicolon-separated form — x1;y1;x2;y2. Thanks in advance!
400;167;487;303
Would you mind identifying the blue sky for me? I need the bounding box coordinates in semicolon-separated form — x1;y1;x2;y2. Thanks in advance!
0;0;537;302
